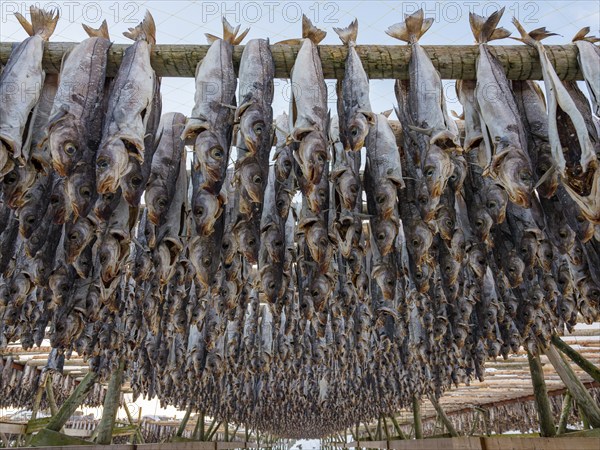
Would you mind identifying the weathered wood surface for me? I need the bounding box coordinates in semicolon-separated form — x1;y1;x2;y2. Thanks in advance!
527;351;556;437
0;43;583;80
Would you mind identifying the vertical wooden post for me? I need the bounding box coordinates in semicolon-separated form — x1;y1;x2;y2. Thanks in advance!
177;406;193;437
412;395;423;439
44;371;98;432
427;394;458;437
381;417;390;440
376;417;382;440
551;335;600;383
557;391;573;434
545;343;600;428
123;401;144;444
527;350;556;437
95;358;126;444
45;377;58;416
224;419;229;442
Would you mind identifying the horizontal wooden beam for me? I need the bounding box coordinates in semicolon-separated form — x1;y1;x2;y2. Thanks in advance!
0;42;583;80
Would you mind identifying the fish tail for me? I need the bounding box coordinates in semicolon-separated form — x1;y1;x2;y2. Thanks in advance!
210;16;250;45
469;8;510;44
386;9;433;44
511;17;559;46
302;14;327;44
16;6;59;40
123;10;156;45
82;19;110;39
572;27;600;43
333;19;358;46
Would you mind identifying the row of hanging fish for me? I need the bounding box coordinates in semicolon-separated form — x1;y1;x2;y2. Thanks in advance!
0;6;599;439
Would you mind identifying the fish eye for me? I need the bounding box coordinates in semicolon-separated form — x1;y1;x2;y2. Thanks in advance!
425;167;435;177
96;157;109;170
519;170;532;183
63;142;77;156
487;200;497;209
194;206;204;216
24;215;35;224
210;146;224;160
275;240;283;247
476;218;484;228
276;199;284;208
576;215;585;223
412;239;420;247
79;186;91;198
350;127;358;137
104;193;114;201
558;229;568;239
253;175;262;184
99;254;108;264
376;194;385;204
131;176;143;187
377;232;385;241
419;196;427;205
450;173;457;181
445;219;453;228
4;172;17;184
157;197;167;208
268;282;276;290
349;184;359;194
50;195;59;204
202;258;211;267
248;238;256;246
253;122;265;135
69;232;79;241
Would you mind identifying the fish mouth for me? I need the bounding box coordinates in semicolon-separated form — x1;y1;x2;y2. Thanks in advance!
147;209;161;225
97;175;119;194
244;136;258;154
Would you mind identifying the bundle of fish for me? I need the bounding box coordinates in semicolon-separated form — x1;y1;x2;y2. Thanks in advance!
0;6;599;438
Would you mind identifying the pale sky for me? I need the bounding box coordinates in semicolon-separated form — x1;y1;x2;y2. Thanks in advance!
0;0;598;427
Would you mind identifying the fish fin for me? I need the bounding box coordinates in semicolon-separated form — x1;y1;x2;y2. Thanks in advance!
290;126;316;142
470;8;510;44
572;27;600;43
302;15;327;44
430;130;459;150
220;17;250;45
358;110;376;125
333;19;358;46
27;6;60;40
380;109;393;118
235;101;254;122
408;124;433;135
512;18;558;46
123;10;156;45
450;110;464;119
83;19;110;39
14;12;34;36
386;9;430;44
463;135;484;152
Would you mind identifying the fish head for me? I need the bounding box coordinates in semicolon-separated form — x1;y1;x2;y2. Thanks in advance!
18;201;44;240
408;221;433;265
415;178;439;223
303;219;330;265
221;234;238;267
237;157;265;204
122;159;146;206
535;149;560;198
519;229;542;268
483;183;508;224
537;240;554;271
307;183;328;214
448;154;467;192
144;183;169;225
196;130;227;187
275;188;291;219
67;165;97;219
372;216;398;256
473;209;493;244
96;138;130;194
580;279;600;306
423;145;453;198
192;189;224;236
5;165;36;209
236;221;259;264
490;146;533;208
262;222;284;264
435;205;455;241
73;245;93;278
48;117;84;177
348;112;372;152
372;265;396;300
505;254;525;287
299;292;315;320
297;130;328;184
372;180;397;220
239;103;269;154
413;263;431;293
275;147;293;181
64;219;94;264
440;252;460;285
467;246;487;279
332;168;360;210
260;265;284;303
48;178;68;224
310;274;334;310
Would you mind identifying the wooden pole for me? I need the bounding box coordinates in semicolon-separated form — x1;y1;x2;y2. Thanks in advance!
557;391;573;434
45;377;58;417
44;371;98;432
427;394;459;437
412;395;423;439
123;401;144;444
551;335;600;383
0;42;583;80
545;343;600;428
95;358;125;444
527;351;556;437
177;406;193;437
381;416;390;440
